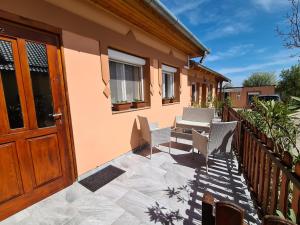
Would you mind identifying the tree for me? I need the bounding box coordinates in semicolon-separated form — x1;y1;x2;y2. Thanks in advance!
277;64;300;101
276;0;300;52
242;72;277;87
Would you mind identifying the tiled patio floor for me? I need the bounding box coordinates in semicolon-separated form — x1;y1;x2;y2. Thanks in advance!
1;138;260;225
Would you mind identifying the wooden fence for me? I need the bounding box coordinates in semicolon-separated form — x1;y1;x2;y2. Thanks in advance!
222;106;300;224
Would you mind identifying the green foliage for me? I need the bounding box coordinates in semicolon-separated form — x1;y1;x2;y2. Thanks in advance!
243;72;277;87
276;209;297;223
238;98;299;158
115;100;129;104
133;98;143;102
253;99;299;155
276;210;285;219
224;96;232;108
289;96;300;111
277;65;300;102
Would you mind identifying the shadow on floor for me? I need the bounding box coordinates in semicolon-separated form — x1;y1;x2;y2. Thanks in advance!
145;145;260;225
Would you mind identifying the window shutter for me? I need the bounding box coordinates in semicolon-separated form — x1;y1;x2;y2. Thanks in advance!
108;49;145;66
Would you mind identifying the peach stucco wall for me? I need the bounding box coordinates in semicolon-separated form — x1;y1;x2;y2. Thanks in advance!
62;31;190;175
0;0;198;175
229;86;276;108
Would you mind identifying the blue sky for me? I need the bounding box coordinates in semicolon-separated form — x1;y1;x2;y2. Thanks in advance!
160;0;299;86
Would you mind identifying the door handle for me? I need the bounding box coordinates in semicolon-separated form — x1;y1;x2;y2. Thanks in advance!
50;113;62;120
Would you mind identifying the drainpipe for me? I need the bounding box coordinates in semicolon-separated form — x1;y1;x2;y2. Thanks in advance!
200;51;207;64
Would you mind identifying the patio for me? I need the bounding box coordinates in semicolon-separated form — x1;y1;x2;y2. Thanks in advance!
1;138;260;225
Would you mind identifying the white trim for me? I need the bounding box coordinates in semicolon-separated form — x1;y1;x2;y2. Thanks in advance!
108;49;146;66
162;64;177;73
248;92;260;95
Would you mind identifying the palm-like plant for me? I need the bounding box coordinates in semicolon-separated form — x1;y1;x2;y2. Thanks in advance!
289;96;300;112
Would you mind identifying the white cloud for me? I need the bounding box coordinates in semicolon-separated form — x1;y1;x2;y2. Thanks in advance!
218;52;298;75
252;0;289;11
171;0;206;15
203;23;252;41
206;44;254;62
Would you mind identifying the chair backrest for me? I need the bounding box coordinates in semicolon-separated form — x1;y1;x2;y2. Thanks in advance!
182;107;215;123
215;201;244;225
208;121;237;155
262;215;295;225
138;116;151;142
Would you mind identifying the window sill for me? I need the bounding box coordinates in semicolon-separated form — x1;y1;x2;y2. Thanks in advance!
162;102;180;106
112;106;151;114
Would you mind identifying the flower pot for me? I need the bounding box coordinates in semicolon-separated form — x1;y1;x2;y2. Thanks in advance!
282;151;293;168
169;98;174;103
113;102;131;111
162;99;170;104
295;161;300;177
132;101;146;108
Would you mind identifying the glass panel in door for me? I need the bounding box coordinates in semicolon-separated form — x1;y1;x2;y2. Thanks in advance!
0;39;24;129
25;41;55;128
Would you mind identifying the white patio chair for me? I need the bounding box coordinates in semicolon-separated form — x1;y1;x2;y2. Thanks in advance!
138;116;171;159
192;121;238;172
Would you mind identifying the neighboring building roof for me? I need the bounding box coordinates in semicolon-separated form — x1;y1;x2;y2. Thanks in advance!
146;0;210;54
223;85;276;93
189;61;231;82
0;40;48;73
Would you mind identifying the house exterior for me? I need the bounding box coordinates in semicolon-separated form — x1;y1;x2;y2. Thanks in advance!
0;0;229;219
223;85;276;108
188;62;230;107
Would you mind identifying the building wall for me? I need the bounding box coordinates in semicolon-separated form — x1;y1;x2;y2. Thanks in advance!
0;0;208;175
188;69;217;107
228;86;276;108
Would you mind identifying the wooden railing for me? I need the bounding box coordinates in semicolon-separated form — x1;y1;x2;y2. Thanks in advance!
222;106;300;224
202;192;295;225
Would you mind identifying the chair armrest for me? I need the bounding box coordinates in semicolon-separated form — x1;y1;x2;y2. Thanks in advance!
212;118;222;122
192;129;208;152
149;122;159;130
151;127;171;146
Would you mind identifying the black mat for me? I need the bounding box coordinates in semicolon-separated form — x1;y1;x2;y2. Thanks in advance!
79;165;126;192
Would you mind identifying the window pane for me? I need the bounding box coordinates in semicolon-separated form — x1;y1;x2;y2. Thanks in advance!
25;41;54;128
109;61;125;103
0;40;24;129
125;64;141;102
162;72;174;98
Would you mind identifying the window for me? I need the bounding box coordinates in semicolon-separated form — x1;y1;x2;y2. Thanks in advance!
162;64;177;100
162;71;174;98
247;92;260;104
108;49;145;104
236;93;241;101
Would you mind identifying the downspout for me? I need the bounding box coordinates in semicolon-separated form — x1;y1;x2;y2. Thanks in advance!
200;51;207;64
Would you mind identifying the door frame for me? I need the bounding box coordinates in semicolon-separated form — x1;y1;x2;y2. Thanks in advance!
0;10;78;182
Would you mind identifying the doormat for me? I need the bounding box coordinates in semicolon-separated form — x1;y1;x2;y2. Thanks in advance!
79;165;126;192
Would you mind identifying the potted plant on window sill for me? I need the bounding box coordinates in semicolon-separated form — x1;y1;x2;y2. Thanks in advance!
113;101;132;111
169;96;175;103
162;98;170;104
132;99;146;108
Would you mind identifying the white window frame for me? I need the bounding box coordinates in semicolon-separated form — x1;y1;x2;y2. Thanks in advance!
109;59;144;102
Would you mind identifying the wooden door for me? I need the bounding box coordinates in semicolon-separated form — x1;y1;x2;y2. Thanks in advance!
0;21;74;220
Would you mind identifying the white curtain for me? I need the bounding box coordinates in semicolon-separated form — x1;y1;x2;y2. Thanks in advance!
162;72;166;98
125;64;141;101
109;60;142;103
109;61;125;103
168;73;174;98
163;72;174;98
